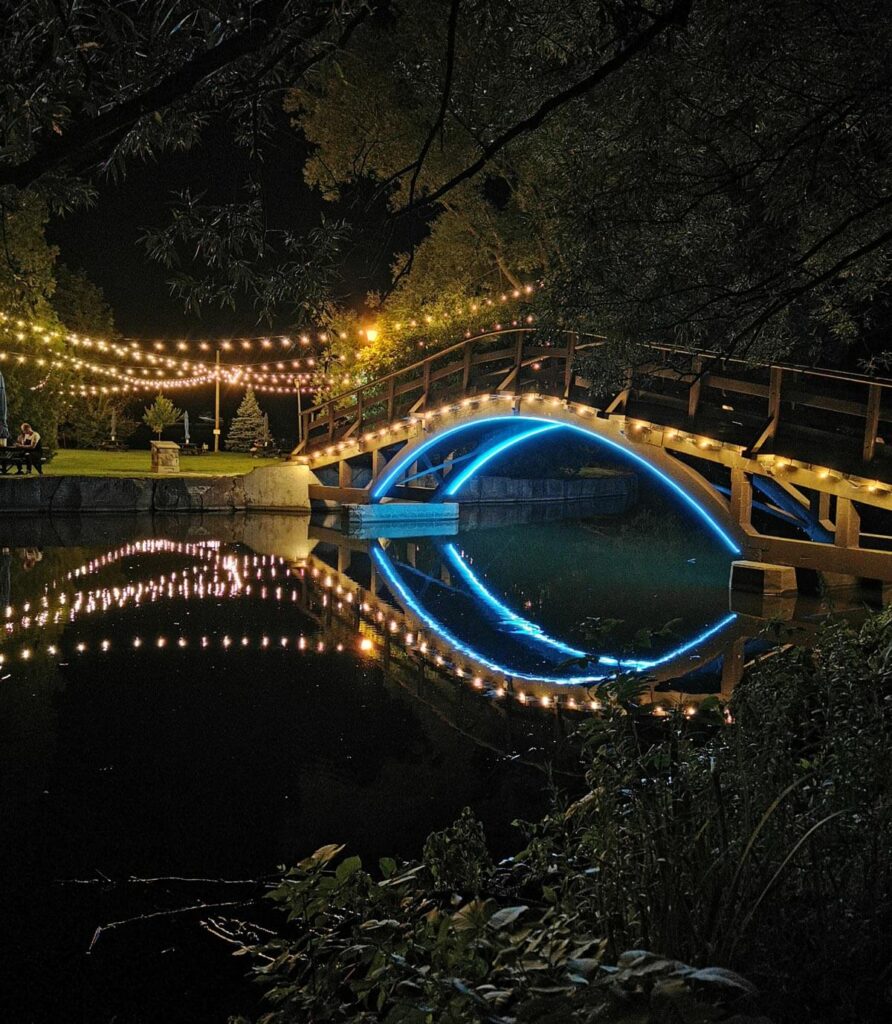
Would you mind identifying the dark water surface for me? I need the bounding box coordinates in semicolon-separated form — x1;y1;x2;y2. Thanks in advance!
0;491;863;1022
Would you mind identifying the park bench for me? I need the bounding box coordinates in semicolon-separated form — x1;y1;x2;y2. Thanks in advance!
0;448;54;474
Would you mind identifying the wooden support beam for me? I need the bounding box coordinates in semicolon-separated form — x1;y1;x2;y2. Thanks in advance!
810;490;833;532
835;496;861;549
863;383;882;463
729;467;753;530
338;459;351;489
308;484;370;504
386;377;396;420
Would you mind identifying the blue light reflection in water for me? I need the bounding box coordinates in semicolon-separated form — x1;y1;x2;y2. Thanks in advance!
372;543;738;686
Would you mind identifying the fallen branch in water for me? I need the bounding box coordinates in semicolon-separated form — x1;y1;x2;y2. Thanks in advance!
58;873;274;888
87;899;258;953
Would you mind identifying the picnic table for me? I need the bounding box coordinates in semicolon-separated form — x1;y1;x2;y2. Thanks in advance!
0;446;53;474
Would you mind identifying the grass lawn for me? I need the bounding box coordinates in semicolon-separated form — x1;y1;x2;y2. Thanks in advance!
39;449;282;478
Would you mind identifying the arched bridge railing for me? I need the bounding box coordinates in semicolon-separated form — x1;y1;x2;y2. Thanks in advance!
293;329;892;477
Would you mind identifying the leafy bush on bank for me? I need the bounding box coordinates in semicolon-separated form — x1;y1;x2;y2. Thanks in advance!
232;612;892;1023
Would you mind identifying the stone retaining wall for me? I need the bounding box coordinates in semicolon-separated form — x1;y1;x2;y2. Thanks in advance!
0;462;312;515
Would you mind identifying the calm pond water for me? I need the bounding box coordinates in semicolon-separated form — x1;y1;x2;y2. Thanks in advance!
0;485;873;1022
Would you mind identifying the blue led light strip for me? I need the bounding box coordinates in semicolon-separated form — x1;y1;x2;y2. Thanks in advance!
370;414;742;554
444;423;563;496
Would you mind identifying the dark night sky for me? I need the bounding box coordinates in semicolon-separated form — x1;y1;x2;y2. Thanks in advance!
46;112;398;339
45;113;406;443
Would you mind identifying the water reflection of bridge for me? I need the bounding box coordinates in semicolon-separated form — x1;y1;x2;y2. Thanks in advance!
296;518;879;709
2;512;882;717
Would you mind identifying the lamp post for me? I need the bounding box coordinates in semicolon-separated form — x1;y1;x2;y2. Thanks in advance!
295;376;303;447
213;347;221;452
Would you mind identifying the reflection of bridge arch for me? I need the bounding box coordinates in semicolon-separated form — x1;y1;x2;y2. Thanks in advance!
370;541;739;687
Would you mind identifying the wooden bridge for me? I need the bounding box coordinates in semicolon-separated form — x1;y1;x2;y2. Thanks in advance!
291;329;892;580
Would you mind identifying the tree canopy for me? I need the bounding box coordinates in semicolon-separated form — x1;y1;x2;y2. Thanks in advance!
1;0;890;402
289;0;892;368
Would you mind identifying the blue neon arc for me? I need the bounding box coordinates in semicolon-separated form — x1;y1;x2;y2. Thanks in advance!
443;423;563;496
372;544;739;686
441;543;586;658
370;415;742;555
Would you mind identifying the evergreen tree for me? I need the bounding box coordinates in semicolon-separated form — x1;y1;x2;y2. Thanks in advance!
226;387;271;452
142;393;182;439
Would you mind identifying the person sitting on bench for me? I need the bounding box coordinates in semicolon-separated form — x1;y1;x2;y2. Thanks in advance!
16;422;42;475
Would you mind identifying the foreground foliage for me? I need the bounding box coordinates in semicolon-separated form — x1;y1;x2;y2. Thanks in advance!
232;611;892;1023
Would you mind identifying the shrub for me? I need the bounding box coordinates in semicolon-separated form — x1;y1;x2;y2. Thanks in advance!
231;613;892;1024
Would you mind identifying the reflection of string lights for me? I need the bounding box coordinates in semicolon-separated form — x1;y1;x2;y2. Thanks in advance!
0;535;715;718
3;541;300;635
1;632;349;662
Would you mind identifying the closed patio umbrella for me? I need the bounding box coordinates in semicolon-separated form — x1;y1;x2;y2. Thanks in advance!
183;410;190;445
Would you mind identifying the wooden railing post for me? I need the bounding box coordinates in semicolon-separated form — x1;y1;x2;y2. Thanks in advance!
863;383;882;462
355;391;363;433
513;334;524;395
767;365;782;434
461;340;473;394
563;333;576;399
386;377;395;420
327;401;335;440
750;364;783;453
687;355;703;420
420;359;431;411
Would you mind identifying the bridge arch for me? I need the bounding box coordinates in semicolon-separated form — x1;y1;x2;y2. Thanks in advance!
367;402;743;555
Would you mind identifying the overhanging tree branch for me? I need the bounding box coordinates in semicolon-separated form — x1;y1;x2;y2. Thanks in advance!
406;0;461;210
1;1;372;191
401;0;693;213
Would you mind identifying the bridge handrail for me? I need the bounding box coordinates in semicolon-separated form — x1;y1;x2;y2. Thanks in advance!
299;329;892;422
293;327;892;464
302;328;593;416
